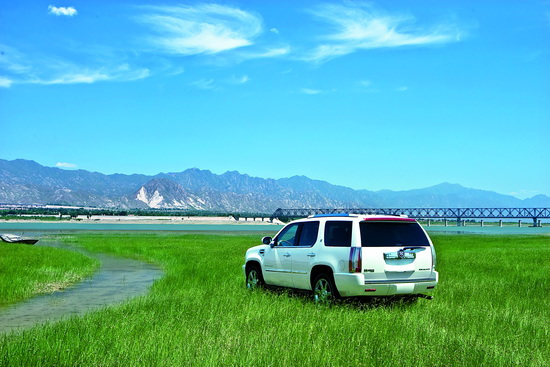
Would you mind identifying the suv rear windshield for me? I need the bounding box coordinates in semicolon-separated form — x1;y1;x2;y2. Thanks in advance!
360;221;430;247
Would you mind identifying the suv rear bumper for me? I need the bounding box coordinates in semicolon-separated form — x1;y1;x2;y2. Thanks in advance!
334;271;438;297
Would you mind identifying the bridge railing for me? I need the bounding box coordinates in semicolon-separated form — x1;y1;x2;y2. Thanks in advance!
271;208;550;226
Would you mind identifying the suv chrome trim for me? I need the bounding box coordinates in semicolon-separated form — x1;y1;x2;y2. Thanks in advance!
364;277;437;284
274;245;315;248
265;269;307;274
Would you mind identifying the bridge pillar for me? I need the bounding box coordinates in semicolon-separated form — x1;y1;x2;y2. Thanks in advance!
456;218;461;226
427;219;431;226
444;219;448;227
480;220;484;227
499;220;502;227
532;218;539;227
518;220;521;227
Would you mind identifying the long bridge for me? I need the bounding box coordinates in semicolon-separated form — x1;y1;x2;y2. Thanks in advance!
271;208;550;227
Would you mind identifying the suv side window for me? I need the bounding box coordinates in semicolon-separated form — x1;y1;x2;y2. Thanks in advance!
297;221;320;246
324;221;352;247
276;223;299;246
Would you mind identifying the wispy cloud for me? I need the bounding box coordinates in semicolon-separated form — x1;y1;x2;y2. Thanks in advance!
301;88;322;95
508;189;542;199
136;4;263;55
357;80;379;92
0;45;150;86
56;162;78;168
190;78;217;90
305;3;460;62
48;5;78;17
230;75;250;84
247;46;291;58
270;28;279;34
0;76;13;88
396;86;408;92
0;44;32;74
36;64;150;85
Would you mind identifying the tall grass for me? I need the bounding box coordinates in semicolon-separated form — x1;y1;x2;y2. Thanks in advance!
0;243;99;306
0;233;548;366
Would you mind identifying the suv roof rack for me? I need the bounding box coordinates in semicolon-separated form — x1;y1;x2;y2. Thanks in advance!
308;213;358;218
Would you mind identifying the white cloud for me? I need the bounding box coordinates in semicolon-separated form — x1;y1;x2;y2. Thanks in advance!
225;74;250;85
0;44;32;74
305;3;460;62
359;80;372;87
137;4;263;55
235;75;250;84
301;88;322;95
396;86;408;92
0;76;13;88
248;46;291;58
31;63;149;85
48;5;78;17
270;28;279;34
37;65;150;85
56;162;77;168
170;67;185;76
190;78;217;90
508;189;542;199
1;46;151;86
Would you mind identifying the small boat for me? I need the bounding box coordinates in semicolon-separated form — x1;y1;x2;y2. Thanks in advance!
0;234;39;245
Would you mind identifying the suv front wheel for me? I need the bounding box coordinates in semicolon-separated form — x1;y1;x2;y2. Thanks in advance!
313;273;339;304
246;264;264;289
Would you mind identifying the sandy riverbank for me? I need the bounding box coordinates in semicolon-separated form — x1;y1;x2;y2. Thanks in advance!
0;215;285;225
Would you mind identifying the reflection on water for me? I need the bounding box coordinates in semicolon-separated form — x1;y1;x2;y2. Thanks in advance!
0;239;163;334
424;225;549;235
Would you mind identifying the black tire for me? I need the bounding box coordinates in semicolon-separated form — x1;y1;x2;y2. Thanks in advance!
313;273;340;304
245;263;265;290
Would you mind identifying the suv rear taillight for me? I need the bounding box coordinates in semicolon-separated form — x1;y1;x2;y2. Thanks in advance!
431;245;437;269
349;247;362;273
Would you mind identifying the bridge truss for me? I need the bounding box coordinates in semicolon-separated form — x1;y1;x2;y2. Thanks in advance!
271;208;550;226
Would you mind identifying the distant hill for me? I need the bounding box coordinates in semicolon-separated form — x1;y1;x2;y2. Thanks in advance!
0;159;548;212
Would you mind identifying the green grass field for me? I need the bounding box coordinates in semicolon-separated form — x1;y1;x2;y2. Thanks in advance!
0;243;99;306
0;233;548;366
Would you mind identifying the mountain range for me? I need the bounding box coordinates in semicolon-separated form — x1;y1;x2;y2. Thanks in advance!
1;159;548;213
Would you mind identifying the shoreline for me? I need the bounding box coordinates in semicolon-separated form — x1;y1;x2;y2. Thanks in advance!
0;215;284;226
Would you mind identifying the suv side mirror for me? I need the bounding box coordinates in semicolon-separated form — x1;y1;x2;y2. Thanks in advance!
262;236;272;245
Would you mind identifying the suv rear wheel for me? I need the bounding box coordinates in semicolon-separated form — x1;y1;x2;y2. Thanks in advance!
313;273;339;304
246;264;264;289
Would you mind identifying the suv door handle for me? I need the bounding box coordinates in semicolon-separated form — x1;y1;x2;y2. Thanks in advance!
283;252;291;257
307;252;316;257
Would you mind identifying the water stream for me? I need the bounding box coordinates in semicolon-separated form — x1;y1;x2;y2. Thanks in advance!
0;238;163;333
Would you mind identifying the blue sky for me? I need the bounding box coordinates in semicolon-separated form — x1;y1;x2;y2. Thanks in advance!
1;1;548;199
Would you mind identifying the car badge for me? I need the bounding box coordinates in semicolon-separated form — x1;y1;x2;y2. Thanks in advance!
398;249;405;259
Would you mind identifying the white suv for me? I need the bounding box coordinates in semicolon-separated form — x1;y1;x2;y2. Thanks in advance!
243;214;438;302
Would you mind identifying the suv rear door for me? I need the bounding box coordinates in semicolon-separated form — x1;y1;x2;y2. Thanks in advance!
359;219;434;283
288;220;320;289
